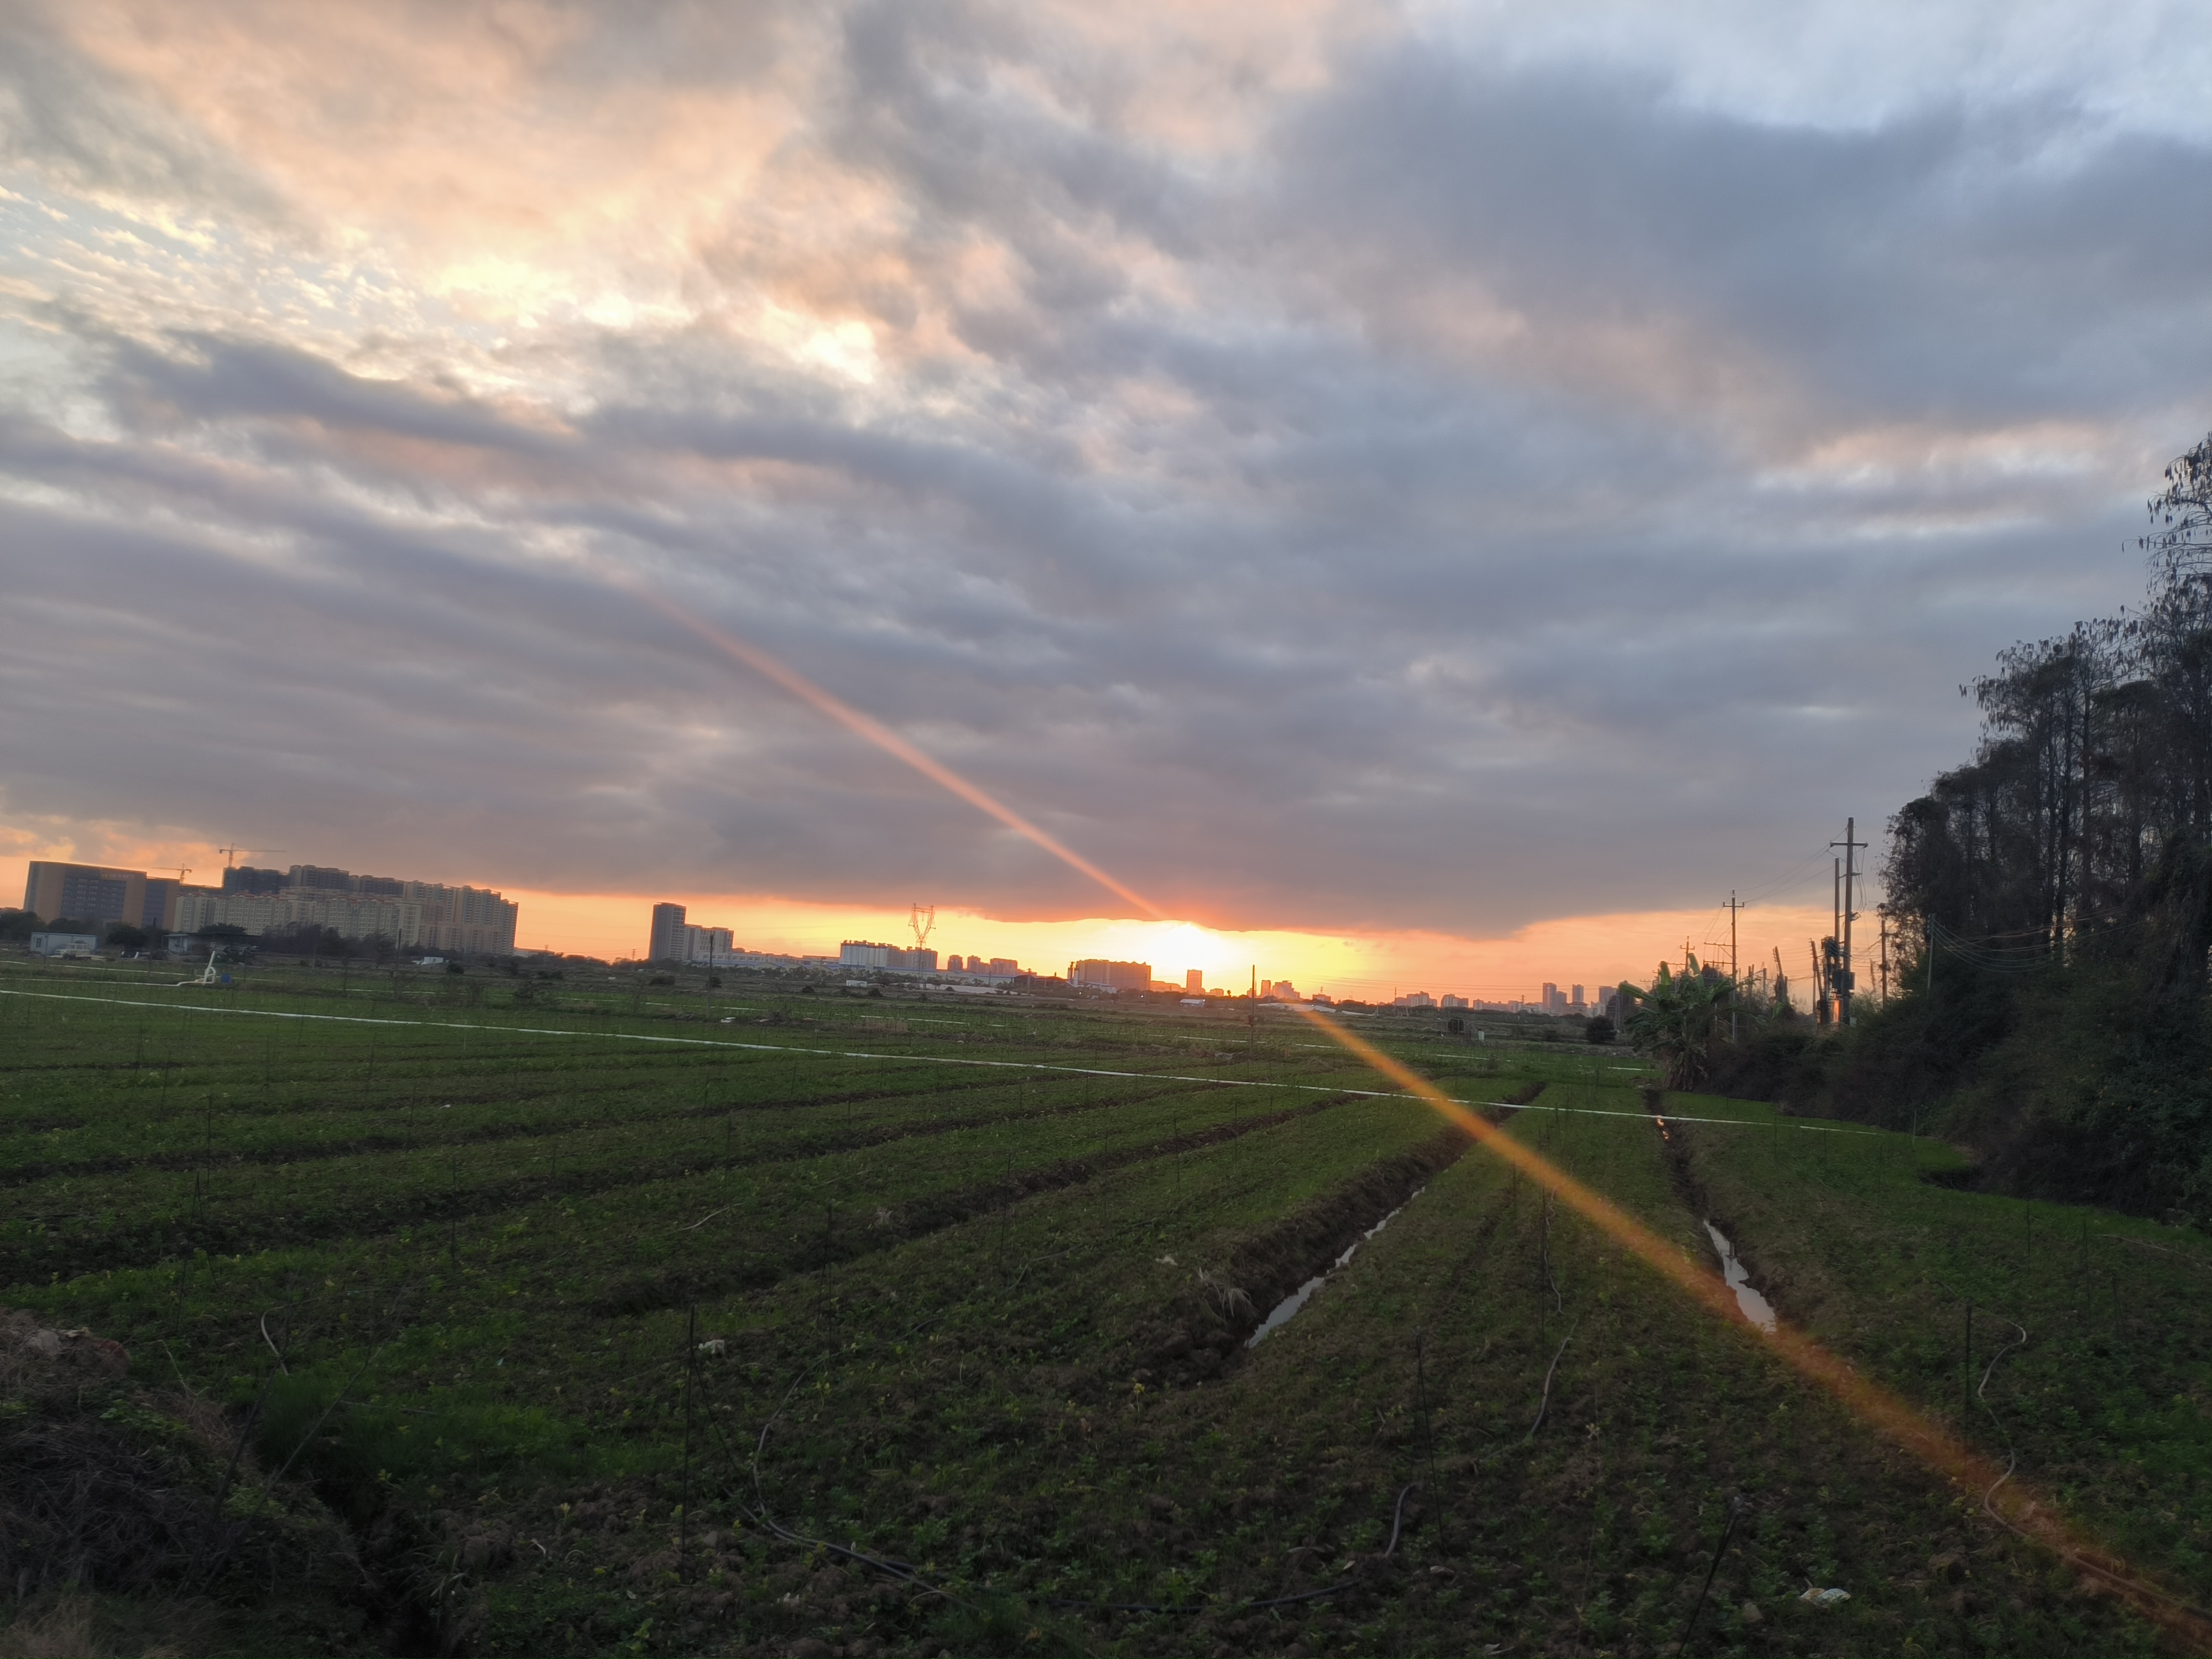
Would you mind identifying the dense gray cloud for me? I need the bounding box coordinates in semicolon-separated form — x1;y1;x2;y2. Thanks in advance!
0;0;2203;934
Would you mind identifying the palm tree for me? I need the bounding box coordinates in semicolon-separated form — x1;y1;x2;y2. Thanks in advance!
1621;954;1733;1089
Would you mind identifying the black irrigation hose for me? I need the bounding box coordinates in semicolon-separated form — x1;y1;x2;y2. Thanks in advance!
1971;1317;2028;1533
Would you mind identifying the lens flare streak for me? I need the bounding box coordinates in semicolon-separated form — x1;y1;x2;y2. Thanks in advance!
623;579;1161;919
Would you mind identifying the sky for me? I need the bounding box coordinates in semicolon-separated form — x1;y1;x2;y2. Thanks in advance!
5;0;2210;1000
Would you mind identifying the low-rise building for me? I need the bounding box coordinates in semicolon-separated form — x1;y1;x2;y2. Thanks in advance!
28;931;99;956
840;940;940;972
951;954;1024;977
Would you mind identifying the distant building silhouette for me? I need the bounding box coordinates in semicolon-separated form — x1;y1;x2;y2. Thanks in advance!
649;903;738;966
1069;958;1150;991
22;861;170;931
173;865;516;954
841;940;940;972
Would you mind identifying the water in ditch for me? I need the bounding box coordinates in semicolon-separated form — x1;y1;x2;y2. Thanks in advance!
1246;1187;1425;1348
1705;1220;1777;1333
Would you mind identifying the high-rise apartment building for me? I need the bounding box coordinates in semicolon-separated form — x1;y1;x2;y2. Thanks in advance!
1185;968;1204;993
648;904;742;965
23;862;157;930
24;861;218;933
172;865;517;954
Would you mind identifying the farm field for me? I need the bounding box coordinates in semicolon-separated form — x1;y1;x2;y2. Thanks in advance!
3;956;2207;1657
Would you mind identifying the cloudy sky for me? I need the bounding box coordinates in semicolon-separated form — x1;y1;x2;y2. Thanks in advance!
4;0;2209;993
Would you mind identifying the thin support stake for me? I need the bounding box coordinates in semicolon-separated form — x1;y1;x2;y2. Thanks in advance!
1677;1494;1745;1655
681;1303;696;1578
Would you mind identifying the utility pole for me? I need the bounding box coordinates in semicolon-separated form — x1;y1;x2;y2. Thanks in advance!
1722;891;1746;1041
1831;818;1866;1025
1829;859;1840;1025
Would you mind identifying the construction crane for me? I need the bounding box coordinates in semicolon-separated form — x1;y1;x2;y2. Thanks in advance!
216;844;281;869
909;904;936;951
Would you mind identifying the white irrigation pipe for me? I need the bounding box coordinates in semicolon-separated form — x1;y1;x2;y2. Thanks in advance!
0;986;1889;1135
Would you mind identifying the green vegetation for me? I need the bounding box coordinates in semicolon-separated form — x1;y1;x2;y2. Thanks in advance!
1744;437;2212;1222
3;954;2204;1655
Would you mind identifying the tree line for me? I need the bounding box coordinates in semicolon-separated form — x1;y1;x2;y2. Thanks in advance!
1885;434;2212;952
1677;436;2212;1221
1611;438;2212;1222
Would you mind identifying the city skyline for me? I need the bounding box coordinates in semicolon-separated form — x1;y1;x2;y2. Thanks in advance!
2;844;1832;1005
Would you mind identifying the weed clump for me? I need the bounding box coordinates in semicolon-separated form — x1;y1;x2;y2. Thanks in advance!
0;1306;366;1645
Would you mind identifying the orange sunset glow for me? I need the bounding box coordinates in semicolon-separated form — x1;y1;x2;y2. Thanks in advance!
9;5;2212;1655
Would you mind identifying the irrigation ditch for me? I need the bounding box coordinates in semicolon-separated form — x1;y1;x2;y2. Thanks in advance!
1130;1124;1476;1388
1656;1094;1787;1338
